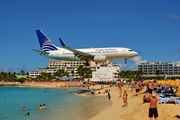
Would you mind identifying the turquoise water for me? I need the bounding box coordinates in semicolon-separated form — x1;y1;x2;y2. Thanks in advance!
0;86;108;120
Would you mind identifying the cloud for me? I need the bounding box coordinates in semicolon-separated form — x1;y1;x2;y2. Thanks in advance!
177;47;180;53
115;56;147;71
168;14;180;19
116;62;136;70
94;15;100;19
0;64;29;73
177;61;180;64
129;56;147;66
15;64;28;73
0;66;15;73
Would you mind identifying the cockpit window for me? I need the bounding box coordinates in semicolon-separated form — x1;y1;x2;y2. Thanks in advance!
128;49;133;52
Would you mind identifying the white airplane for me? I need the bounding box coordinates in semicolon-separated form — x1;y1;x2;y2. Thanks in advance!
32;30;138;65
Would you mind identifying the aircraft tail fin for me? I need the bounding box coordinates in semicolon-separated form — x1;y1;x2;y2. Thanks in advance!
36;30;58;51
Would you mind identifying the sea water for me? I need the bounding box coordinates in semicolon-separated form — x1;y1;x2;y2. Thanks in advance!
0;86;108;120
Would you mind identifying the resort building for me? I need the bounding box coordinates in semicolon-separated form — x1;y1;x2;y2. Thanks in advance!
30;60;98;78
48;60;110;67
138;62;180;75
29;60;119;81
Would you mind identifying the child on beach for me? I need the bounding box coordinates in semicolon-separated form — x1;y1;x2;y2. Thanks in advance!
108;92;111;105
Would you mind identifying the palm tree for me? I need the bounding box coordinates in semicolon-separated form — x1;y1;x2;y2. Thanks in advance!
64;71;70;77
76;66;92;79
71;70;75;77
77;65;85;78
20;70;25;75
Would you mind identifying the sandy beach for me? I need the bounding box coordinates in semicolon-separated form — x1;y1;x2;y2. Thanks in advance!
0;81;84;88
87;85;180;120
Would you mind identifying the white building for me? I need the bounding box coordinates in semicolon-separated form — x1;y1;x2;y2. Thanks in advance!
91;64;120;82
30;66;96;79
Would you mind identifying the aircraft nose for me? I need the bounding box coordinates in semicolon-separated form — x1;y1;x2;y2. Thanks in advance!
134;51;138;56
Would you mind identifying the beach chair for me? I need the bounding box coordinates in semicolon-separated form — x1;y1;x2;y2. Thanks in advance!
159;97;169;104
159;97;179;104
175;99;180;105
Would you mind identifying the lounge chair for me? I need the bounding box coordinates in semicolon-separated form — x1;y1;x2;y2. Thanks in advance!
159;96;179;104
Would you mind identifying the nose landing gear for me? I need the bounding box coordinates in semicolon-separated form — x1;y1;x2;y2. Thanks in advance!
84;61;90;66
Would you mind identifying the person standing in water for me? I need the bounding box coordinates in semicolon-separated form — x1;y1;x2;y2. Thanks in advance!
22;107;26;111
38;105;43;109
42;104;46;109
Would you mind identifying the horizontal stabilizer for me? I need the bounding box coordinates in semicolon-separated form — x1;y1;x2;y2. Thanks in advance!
31;49;49;54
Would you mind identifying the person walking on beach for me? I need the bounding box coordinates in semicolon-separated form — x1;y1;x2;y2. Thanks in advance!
153;81;157;95
119;81;122;98
130;81;134;91
123;90;128;107
135;83;140;96
108;92;111;105
149;93;158;120
149;81;153;96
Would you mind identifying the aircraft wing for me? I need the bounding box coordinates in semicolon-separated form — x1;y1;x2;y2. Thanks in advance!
59;38;94;61
31;49;49;54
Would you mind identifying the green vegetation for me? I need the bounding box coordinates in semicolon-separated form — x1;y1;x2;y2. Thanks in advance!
118;70;144;80
76;65;92;78
0;66;92;82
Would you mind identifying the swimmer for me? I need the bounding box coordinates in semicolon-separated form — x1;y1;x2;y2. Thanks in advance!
38;105;43;109
64;89;66;92
22;106;26;111
27;112;30;115
5;97;6;99
59;91;61;93
42;104;46;109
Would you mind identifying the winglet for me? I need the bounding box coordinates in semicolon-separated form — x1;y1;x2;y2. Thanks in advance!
59;38;66;47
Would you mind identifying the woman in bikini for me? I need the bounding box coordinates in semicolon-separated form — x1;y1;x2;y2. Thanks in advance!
123;90;128;107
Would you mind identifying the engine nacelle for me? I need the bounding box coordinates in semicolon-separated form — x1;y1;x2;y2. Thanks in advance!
94;55;106;63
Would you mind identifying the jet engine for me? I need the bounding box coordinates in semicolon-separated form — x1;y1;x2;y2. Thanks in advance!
94;55;106;63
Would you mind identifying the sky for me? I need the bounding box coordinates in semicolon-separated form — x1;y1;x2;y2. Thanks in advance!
0;0;180;73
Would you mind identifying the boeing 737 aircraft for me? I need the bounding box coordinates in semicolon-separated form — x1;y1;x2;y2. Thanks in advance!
32;30;138;66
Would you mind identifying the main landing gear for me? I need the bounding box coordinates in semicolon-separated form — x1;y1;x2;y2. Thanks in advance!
124;59;127;64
